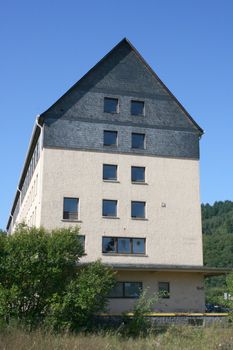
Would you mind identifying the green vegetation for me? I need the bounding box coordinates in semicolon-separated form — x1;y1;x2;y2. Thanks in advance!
0;325;233;350
120;289;159;337
0;224;115;330
202;200;233;303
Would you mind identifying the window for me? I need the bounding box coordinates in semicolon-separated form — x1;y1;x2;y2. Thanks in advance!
132;133;145;149
104;97;119;113
132;238;145;254
158;282;170;299
102;237;116;253
102;237;145;254
131;201;146;219
63;197;79;220
118;238;131;254
131;100;144;116
102;200;117;217
108;282;142;298
103;164;117;181
131;166;145;183
77;235;85;251
104;130;118;146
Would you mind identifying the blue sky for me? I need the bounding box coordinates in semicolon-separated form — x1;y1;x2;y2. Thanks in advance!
1;0;233;229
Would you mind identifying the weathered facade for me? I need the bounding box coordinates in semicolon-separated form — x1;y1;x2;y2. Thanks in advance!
7;38;225;313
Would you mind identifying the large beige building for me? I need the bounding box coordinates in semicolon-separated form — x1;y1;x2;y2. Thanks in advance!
7;39;225;313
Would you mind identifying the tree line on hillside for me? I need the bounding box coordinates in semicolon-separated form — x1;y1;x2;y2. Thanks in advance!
202;201;233;302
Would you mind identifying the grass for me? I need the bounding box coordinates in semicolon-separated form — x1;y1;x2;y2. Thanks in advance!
0;325;233;350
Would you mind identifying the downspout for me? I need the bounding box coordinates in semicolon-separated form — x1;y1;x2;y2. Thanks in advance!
36;115;43;151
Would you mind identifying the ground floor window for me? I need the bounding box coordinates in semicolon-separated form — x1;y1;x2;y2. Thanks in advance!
108;281;142;298
158;282;170;298
77;235;85;252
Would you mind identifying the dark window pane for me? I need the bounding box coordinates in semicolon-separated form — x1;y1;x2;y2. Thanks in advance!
102;200;117;217
118;238;131;254
103;164;117;180
104;97;118;113
132;238;145;254
124;282;142;298
159;282;170;299
104;131;117;146
131;166;145;182
131;201;145;218
102;237;116;253
63;198;78;220
132;133;145;149
108;282;124;298
131;101;144;116
77;235;85;251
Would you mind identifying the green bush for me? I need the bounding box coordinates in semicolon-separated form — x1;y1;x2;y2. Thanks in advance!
0;225;115;330
120;289;158;337
45;260;116;331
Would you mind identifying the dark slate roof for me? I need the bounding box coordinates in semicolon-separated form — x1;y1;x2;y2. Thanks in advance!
40;38;203;134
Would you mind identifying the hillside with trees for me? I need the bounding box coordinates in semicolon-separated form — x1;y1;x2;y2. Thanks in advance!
202;200;233;302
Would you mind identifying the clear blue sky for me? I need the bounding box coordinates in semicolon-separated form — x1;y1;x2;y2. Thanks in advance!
1;0;233;229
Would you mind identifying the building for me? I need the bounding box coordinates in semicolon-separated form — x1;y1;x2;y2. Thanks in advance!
7;38;227;314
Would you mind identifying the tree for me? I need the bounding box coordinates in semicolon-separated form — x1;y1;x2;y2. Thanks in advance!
0;225;83;326
0;224;115;329
45;260;116;331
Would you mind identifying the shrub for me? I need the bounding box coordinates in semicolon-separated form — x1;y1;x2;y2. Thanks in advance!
0;225;82;326
120;288;159;337
45;260;116;331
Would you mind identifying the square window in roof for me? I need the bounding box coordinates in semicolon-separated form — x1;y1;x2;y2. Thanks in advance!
104;97;119;113
104;131;118;146
131;101;144;116
132;133;145;149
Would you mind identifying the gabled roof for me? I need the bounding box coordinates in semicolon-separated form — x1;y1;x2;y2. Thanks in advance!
40;37;203;135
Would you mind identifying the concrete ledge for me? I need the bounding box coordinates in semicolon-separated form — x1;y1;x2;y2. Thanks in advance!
95;313;229;326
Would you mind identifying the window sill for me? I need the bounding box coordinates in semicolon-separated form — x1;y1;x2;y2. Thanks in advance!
103;145;118;148
61;219;83;223
131;218;148;221
102;216;120;219
131;148;146;151
103;253;148;257
103;180;120;183
131;182;148;185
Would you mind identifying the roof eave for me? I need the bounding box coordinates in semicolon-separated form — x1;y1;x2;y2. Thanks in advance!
97;263;231;276
6;116;44;231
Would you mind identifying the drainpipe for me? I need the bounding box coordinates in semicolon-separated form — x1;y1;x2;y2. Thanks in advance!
8;215;13;235
17;187;22;207
36;115;43;151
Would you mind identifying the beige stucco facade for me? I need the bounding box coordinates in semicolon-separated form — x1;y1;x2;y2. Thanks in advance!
39;147;203;266
108;271;205;313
